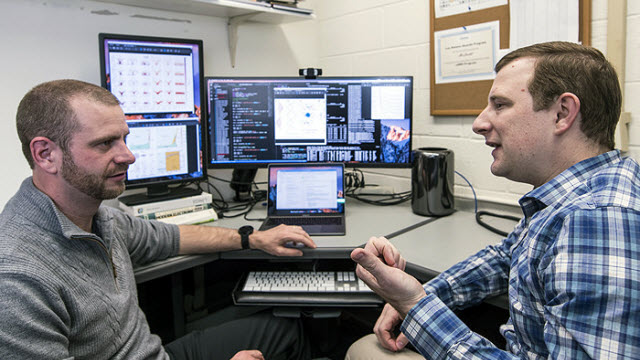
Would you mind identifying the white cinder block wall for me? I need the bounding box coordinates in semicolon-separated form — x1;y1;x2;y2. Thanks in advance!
308;0;640;207
0;0;319;207
0;0;637;209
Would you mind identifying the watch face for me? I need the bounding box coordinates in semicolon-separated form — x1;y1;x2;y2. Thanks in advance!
239;225;254;235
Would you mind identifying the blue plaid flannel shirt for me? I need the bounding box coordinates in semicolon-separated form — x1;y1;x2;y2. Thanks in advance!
401;150;640;359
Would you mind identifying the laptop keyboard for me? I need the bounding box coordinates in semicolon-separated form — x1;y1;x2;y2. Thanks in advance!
265;217;342;226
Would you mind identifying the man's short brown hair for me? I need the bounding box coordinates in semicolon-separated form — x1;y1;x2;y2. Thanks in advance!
16;79;120;168
496;41;622;150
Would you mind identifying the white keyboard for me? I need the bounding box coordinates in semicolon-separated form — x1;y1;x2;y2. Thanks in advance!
242;271;373;293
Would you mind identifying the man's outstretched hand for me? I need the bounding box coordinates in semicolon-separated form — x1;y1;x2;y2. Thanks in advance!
351;236;426;317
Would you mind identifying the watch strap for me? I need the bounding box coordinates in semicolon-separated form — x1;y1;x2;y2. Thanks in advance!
241;232;250;250
239;226;253;249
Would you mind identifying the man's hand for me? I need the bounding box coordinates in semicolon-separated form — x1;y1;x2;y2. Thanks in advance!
374;303;411;352
230;350;264;360
351;237;426;317
361;236;406;270
251;224;316;256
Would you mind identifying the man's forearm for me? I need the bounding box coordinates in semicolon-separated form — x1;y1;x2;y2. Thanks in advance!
177;225;240;255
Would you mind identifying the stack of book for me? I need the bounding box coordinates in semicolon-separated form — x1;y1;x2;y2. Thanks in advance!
119;192;218;225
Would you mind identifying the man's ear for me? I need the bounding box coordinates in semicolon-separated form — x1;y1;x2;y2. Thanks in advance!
31;136;61;174
554;92;581;135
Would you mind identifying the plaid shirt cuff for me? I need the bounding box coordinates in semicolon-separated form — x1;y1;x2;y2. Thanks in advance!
401;292;471;359
424;275;453;306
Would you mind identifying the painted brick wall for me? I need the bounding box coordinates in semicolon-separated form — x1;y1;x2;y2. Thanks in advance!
312;0;639;206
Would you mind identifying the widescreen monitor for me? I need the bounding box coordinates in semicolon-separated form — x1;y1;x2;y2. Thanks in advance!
205;76;413;169
99;33;206;204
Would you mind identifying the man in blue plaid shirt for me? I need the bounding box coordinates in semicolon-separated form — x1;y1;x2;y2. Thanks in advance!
347;41;640;359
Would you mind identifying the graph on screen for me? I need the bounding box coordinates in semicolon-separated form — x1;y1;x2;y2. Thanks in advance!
126;125;189;180
109;52;195;114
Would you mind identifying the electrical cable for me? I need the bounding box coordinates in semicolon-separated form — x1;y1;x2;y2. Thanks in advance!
204;174;266;221
344;169;411;206
455;170;520;237
200;177;227;211
348;192;412;206
454;171;477;214
475;211;521;237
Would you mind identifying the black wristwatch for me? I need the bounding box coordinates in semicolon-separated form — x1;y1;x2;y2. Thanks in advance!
238;225;254;250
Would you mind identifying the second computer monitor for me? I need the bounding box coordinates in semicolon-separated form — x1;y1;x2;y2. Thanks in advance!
99;33;206;203
206;76;413;168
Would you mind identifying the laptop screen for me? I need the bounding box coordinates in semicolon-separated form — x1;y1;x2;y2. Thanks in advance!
267;164;345;216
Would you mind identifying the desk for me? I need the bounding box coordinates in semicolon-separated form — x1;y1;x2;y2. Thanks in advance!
391;211;503;278
134;199;512;282
219;198;436;260
133;198;516;338
135;199;513;283
133;199;431;284
391;210;515;310
133;198;440;338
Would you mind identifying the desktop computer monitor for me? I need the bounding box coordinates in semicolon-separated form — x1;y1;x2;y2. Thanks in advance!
99;33;206;205
205;76;413;169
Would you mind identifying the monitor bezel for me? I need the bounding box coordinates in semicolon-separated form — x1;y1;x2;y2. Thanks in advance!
205;75;413;169
99;32;208;191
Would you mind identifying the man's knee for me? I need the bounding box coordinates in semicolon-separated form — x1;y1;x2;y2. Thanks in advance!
345;334;424;360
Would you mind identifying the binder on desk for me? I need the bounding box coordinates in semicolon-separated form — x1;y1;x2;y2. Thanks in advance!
119;192;213;216
119;192;217;225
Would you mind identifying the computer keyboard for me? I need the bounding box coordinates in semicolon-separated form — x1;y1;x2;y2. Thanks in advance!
242;271;372;292
234;270;383;307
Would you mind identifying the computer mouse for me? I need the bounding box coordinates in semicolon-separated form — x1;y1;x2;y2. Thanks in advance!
285;241;306;248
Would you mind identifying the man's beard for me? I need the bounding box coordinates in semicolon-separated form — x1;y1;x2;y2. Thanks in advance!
61;151;127;200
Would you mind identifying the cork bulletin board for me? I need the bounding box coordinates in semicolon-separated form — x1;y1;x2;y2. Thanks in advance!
429;0;591;116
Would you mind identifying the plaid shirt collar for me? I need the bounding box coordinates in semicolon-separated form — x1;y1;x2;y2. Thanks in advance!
518;150;621;219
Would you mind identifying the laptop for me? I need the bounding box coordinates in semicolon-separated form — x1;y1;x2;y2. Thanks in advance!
259;163;346;236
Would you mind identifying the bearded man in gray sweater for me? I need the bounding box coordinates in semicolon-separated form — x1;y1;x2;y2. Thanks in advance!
0;79;316;360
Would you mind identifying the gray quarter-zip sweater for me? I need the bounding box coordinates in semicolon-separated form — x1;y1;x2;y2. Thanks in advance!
0;178;180;359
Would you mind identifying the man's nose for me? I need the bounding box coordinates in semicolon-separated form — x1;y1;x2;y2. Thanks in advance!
116;141;136;165
472;106;491;135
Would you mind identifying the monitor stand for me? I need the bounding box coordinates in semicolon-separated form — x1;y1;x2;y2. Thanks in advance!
230;168;258;202
118;184;202;206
